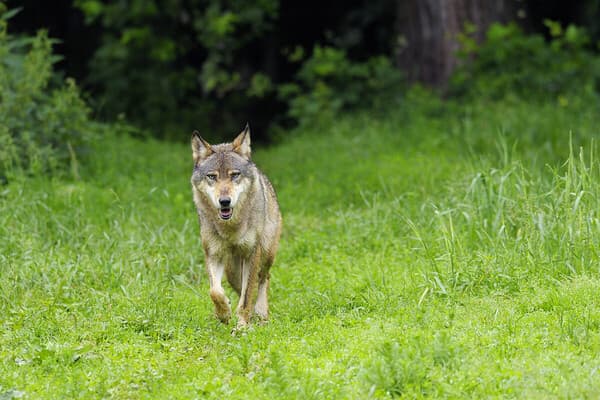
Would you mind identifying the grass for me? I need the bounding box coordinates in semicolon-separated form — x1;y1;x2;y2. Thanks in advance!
2;93;600;398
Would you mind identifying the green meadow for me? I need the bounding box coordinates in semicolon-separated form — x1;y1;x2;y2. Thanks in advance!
2;93;600;398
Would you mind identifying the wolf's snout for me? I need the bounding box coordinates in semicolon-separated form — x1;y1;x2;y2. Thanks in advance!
219;197;231;207
218;196;233;220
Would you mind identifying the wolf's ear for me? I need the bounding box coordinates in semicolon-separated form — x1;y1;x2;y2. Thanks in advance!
191;131;213;163
232;123;251;160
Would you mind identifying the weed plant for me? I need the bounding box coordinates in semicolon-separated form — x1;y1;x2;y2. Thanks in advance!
2;94;600;398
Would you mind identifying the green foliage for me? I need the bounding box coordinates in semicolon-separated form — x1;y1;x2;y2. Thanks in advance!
73;1;405;137
451;21;600;100
0;7;94;180
75;0;279;139
364;334;457;397
3;85;600;397
279;46;404;127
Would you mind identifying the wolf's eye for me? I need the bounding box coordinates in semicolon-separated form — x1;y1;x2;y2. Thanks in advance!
206;173;217;182
230;171;241;180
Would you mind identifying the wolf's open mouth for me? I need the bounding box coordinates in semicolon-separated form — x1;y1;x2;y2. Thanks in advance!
219;207;233;220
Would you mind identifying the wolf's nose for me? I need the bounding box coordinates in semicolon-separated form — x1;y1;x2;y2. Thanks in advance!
219;197;231;207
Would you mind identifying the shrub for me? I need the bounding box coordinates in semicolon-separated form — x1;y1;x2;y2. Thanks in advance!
279;46;404;127
0;7;95;180
74;0;279;140
451;21;600;100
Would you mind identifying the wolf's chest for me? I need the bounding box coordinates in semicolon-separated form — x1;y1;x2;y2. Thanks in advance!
204;224;256;254
226;230;256;254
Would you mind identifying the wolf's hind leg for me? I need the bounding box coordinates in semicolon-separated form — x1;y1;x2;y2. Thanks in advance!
225;255;242;296
254;273;270;321
235;250;261;330
206;259;231;323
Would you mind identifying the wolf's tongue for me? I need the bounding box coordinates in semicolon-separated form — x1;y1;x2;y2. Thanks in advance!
219;208;232;219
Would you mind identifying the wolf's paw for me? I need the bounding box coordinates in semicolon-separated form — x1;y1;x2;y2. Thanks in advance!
210;290;231;324
214;302;231;323
215;310;231;324
231;321;251;336
253;309;269;322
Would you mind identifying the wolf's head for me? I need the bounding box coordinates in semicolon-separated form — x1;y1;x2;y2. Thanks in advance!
191;124;254;221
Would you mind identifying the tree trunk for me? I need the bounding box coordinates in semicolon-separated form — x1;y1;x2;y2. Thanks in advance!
395;0;516;88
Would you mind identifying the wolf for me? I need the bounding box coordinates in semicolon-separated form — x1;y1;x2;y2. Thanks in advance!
190;124;282;331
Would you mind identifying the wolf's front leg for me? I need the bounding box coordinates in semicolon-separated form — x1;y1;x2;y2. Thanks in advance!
206;258;231;323
235;249;261;330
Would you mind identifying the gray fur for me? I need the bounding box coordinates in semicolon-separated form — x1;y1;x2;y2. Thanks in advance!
191;126;282;332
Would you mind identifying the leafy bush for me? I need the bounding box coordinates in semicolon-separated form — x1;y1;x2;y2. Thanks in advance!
279;46;404;127
451;21;600;100
74;0;279;139
0;7;95;180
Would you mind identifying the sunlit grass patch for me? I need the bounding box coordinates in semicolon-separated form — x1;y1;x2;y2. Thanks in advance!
2;97;600;398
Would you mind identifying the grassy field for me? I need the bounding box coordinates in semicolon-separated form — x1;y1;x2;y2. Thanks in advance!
2;94;600;398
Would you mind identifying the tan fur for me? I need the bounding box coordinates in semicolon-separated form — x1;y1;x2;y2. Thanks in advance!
190;125;282;332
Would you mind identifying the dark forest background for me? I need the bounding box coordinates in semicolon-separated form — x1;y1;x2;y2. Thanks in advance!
6;0;600;142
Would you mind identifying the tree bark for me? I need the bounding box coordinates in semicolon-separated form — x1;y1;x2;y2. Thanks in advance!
395;0;516;88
